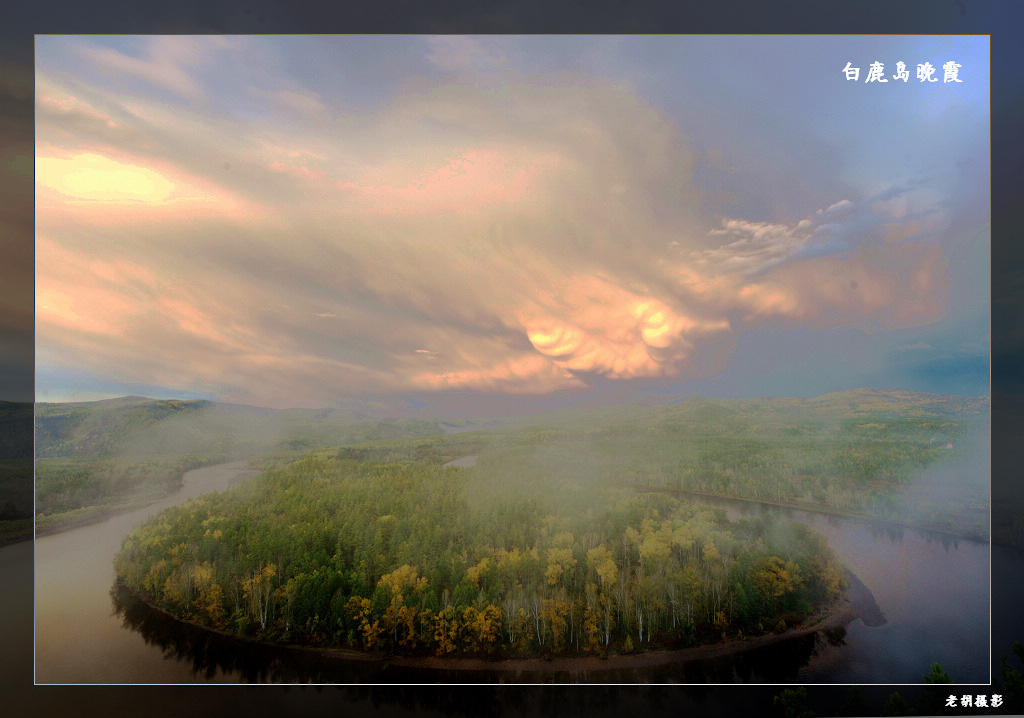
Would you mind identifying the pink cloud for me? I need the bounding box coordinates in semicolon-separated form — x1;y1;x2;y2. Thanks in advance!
266;160;326;182
334;147;561;215
728;242;948;329
518;274;732;381
410;353;582;394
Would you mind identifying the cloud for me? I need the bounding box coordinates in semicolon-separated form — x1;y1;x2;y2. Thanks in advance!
36;153;177;203
250;86;327;116
34;142;265;227
703;218;815;275
820;199;854;216
409;354;579;394
79;37;207;101
517;274;732;381
333;146;563;215
36;80;120;132
34;37;967;407
722;242;949;330
424;36;509;75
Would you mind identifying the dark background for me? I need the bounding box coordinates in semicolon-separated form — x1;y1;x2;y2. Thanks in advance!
2;1;1020;716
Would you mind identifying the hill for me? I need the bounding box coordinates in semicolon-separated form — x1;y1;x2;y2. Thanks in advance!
31;396;448;538
22;388;990;542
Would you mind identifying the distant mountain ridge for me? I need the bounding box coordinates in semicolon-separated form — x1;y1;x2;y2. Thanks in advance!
496;387;989;435
34;388;990;460
23;388;993;545
35;397;212;458
34;396;444;460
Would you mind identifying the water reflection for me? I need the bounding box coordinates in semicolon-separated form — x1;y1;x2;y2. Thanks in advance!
111;583;389;683
868;524;904;544
111;583;852;684
37;461;990;684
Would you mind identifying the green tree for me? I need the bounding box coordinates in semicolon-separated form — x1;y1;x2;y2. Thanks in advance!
918;662;951;715
837;686;871;717
882;691;913;716
996;641;1024;713
774;686;814;718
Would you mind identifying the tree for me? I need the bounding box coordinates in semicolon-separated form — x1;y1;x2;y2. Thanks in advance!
433;605;460;655
924;662;950;683
836;687;871;717
882;691;913;716
774;686;814;718
461;604;501;653
544;547;576;588
751;556;803;615
345;596;382;649
192;561;226;626
996;641;1024;713
918;662;952;715
243;563;276;629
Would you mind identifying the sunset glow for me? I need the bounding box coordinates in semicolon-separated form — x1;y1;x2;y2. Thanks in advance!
36;153;177;203
35;35;989;408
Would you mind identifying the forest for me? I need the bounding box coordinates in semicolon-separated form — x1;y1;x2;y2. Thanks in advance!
32;395;445;535
114;451;846;657
112;388;987;658
33;389;989;541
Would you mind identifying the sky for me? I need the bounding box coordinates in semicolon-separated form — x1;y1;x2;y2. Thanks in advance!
34;35;990;413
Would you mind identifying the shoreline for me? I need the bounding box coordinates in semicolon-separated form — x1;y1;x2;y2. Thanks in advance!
118;566;881;674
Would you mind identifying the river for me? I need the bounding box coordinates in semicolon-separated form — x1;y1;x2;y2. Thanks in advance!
34;460;259;683
27;460;996;684
678;492;991;684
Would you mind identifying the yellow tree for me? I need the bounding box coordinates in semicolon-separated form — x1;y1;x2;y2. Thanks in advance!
466;557;492;588
396;604;418;650
433;605;460;655
542;594;570;650
751;556;803;614
461;604;502;653
345;595;383;649
587;546;617;645
378;564;428;648
191;561;225;627
809;555;844;602
142;559;168;595
378;564;428;596
544;547;576;588
586;545;618;591
582;601;601;653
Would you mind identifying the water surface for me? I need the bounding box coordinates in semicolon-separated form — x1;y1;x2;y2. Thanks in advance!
32;461;991;684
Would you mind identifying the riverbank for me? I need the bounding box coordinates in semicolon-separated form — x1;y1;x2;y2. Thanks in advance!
117;564;880;677
336;567;880;673
29;458;261;544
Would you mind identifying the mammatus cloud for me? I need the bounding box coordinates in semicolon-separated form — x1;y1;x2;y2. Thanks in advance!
34;37;961;407
517;274;732;381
